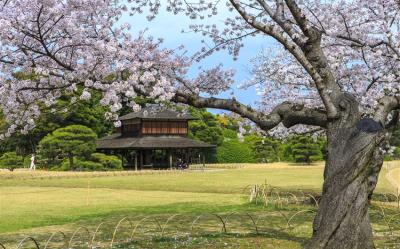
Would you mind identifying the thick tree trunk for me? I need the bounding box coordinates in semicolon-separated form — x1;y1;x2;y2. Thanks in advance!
306;94;388;249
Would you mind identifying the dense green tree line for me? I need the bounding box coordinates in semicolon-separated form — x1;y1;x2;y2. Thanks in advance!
0;98;330;170
187;108;326;164
0;92;113;156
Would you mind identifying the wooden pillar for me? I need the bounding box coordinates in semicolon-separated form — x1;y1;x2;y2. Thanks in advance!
139;150;143;169
134;152;138;171
202;152;206;169
185;149;189;165
169;150;173;170
120;151;124;169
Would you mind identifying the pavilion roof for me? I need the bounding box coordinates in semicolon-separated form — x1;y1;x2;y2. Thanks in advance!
119;105;195;121
96;134;215;149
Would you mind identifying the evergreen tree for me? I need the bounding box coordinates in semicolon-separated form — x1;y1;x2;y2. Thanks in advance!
0;92;113;156
0;152;24;171
252;137;282;163
188;108;224;146
38;125;97;169
242;134;281;163
290;136;323;164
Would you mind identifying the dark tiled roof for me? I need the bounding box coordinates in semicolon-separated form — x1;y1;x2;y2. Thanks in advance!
97;134;216;149
119;105;195;121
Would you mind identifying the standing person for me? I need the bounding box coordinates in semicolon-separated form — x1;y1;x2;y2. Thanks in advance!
29;153;36;171
176;158;182;169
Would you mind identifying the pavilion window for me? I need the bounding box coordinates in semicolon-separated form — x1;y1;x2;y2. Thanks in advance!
161;121;169;133
141;121;188;135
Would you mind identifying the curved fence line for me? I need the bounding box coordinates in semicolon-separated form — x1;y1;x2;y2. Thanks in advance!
224;212;259;234
16;237;40;249
68;226;91;248
130;216;162;240
286;209;315;229
44;231;67;249
190;213;227;235
160;214;182;237
3;191;400;248
90;221;107;248
110;217;135;248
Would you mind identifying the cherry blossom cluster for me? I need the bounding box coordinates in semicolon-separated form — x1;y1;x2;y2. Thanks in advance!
245;0;400;114
1;0;400;139
134;0;400;116
0;0;234;137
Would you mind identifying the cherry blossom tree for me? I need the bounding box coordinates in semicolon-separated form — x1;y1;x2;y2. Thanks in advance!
1;0;400;248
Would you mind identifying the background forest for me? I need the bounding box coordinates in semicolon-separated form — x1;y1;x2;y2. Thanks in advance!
1;93;398;170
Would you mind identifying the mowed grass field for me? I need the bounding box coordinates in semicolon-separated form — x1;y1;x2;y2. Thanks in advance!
0;162;398;248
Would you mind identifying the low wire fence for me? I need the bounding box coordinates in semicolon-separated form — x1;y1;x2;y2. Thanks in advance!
2;187;400;249
0;211;316;249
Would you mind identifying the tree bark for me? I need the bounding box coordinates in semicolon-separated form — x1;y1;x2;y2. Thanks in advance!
172;91;394;248
306;94;388;249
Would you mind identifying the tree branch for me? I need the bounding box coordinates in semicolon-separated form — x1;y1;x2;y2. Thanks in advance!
229;0;339;119
374;95;400;125
284;0;319;39
255;0;306;47
172;92;327;131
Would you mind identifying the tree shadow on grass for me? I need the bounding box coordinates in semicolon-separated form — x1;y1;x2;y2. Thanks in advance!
116;230;309;249
0;202;313;248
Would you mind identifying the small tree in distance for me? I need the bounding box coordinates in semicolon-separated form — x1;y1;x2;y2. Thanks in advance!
291;136;323;164
0;152;24;171
38;125;97;170
249;136;282;163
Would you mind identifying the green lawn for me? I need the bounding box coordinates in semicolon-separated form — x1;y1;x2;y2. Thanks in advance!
0;165;394;195
0;162;398;248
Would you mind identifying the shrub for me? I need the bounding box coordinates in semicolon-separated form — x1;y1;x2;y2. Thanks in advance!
91;153;123;170
216;139;256;163
54;154;122;171
0;152;24;171
23;156;32;168
59;157;104;171
75;159;104;171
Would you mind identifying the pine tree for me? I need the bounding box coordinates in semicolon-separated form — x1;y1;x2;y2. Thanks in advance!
291;136;323;164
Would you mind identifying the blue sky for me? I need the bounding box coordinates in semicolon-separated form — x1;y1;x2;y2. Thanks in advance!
122;6;274;111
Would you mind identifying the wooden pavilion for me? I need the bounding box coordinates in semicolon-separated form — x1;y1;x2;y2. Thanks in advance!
96;105;215;170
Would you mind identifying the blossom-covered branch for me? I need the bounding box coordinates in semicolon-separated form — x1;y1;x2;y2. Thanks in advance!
1;0;400;139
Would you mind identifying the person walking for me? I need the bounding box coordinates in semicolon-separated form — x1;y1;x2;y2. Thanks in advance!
29;153;36;171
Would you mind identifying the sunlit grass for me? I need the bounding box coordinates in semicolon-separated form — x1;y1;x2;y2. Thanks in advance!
0;162;398;248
